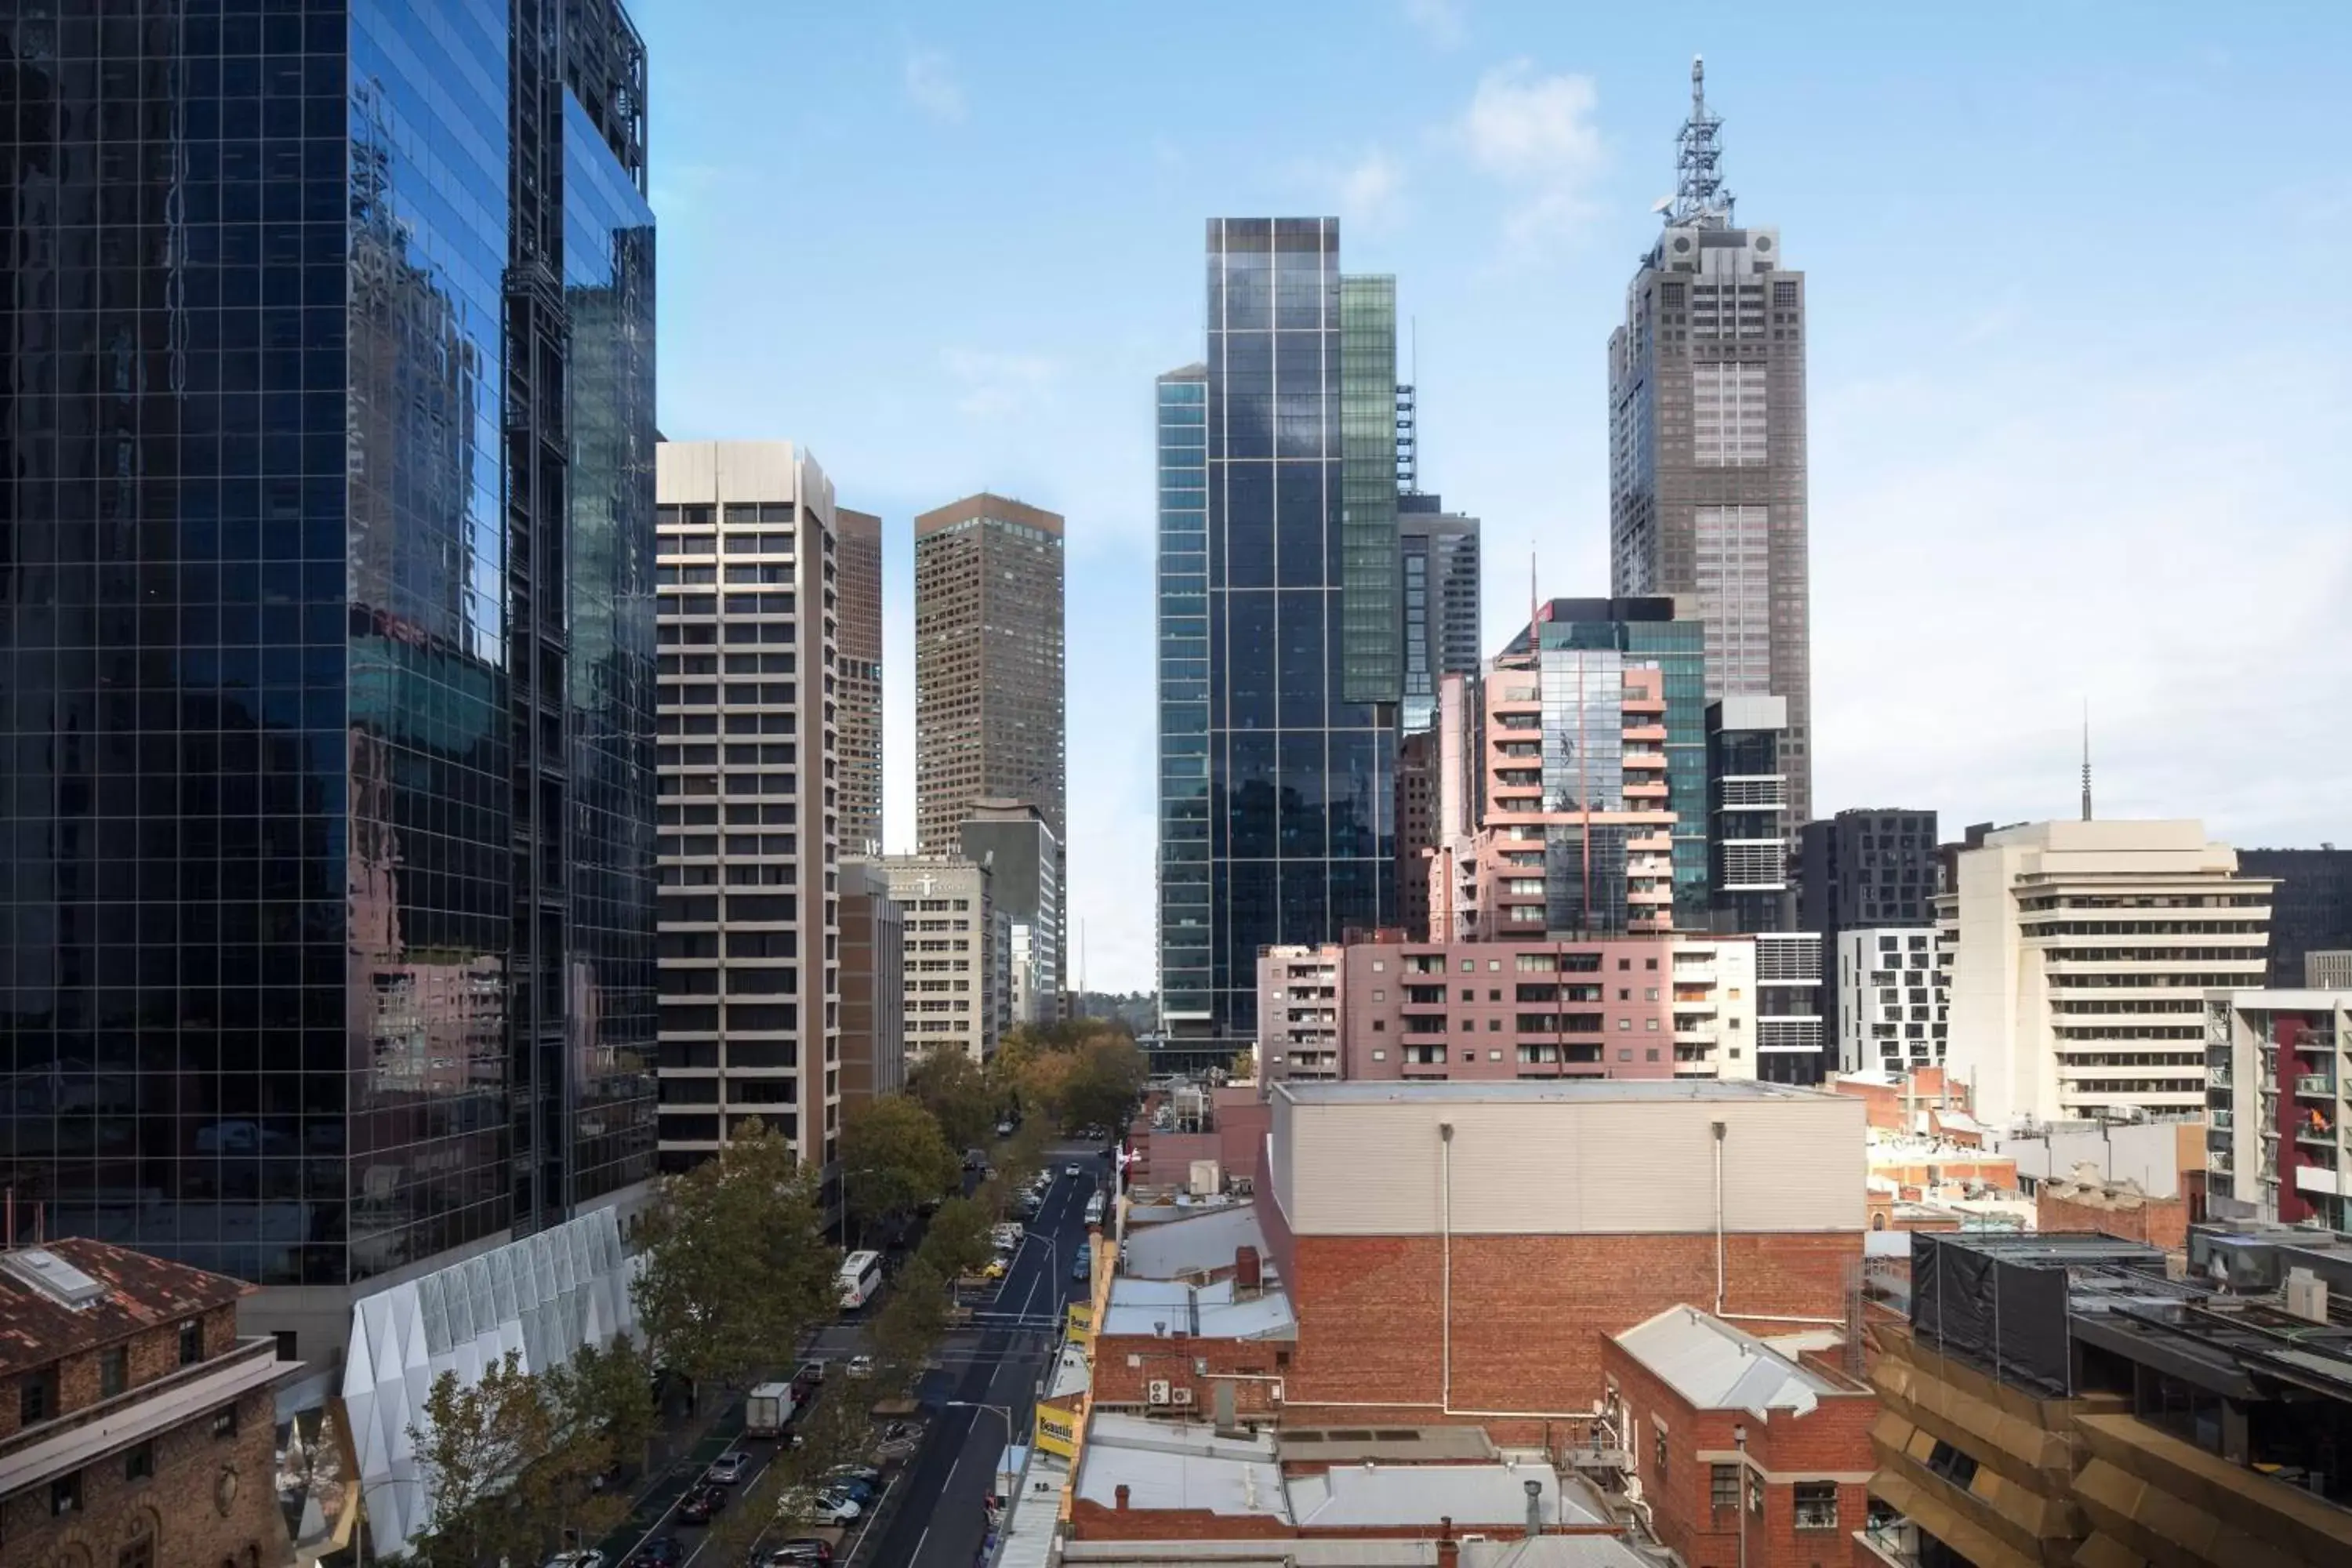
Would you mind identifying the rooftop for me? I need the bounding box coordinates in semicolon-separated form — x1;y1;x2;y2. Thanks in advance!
1613;1305;1850;1417
0;1239;249;1377
1075;1412;1287;1519
1120;1203;1272;1281
1276;1080;1832;1107
1276;1426;1498;1465
1288;1461;1600;1530
1102;1276;1296;1341
1461;1542;1664;1568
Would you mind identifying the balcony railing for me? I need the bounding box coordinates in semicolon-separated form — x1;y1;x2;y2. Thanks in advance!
2297;1075;2339;1098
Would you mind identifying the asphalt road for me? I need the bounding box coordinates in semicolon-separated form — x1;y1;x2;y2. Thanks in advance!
869;1149;1102;1568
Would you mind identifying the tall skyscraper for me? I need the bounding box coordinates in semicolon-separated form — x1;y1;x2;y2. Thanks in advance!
835;507;885;856
1156;367;1214;1027
654;444;837;1175
1610;59;1814;823
0;0;656;1303
1163;219;1399;1042
960;799;1061;1025
912;495;1065;876
1398;495;1482;735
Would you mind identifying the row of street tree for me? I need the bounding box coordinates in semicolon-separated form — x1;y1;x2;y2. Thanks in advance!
402;1020;1146;1564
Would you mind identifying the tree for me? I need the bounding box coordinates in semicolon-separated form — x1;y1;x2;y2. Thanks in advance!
908;1047;996;1153
408;1351;622;1567
1227;1048;1257;1082
546;1334;657;1482
840;1094;960;1237
1062;1034;1148;1133
919;1195;995;1281
868;1255;949;1391
632;1119;837;1395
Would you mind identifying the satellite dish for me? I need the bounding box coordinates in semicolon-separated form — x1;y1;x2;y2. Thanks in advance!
1651;196;1675;215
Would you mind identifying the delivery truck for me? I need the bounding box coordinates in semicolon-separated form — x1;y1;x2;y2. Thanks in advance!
745;1380;797;1438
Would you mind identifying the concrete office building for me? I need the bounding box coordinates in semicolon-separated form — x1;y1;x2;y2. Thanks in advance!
654;443;840;1174
913;493;1065;859
1610;60;1815;826
1397;495;1482;736
838;859;906;1106
1942;820;2274;1127
0;0;659;1342
2311;951;2352;989
835;507;886;856
2237;848;2352;989
878;855;996;1065
960;797;1062;1026
1157;221;1402;1045
1836;927;1947;1074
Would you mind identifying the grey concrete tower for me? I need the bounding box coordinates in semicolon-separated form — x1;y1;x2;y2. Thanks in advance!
1609;58;1813;824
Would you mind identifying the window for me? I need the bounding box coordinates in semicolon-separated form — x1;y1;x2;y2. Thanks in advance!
1653;1427;1669;1478
100;1346;128;1398
1750;1472;1765;1515
1923;1439;1978;1488
1711;1464;1740;1510
1794;1481;1838;1530
117;1541;154;1568
125;1439;154;1482
179;1319;203;1367
212;1406;238;1439
52;1470;81;1515
20;1368;53;1425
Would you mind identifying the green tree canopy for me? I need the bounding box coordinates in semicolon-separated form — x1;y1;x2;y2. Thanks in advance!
908;1047;996;1153
840;1093;961;1236
631;1119;837;1392
919;1194;996;1280
1062;1034;1148;1133
868;1254;949;1392
544;1334;657;1480
408;1350;622;1567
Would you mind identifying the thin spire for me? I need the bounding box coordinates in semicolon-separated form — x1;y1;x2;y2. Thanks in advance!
2081;702;2093;822
1667;55;1735;228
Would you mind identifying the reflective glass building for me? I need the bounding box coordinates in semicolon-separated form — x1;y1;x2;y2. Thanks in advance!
0;0;658;1296
1166;219;1397;1040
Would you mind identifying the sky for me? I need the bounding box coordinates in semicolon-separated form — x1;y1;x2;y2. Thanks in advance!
640;1;2352;994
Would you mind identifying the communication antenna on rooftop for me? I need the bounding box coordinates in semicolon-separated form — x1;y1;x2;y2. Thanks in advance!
1666;55;1735;228
2081;702;2093;822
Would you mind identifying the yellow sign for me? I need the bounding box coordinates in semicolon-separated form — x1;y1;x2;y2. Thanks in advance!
1033;1399;1077;1459
1065;1301;1093;1342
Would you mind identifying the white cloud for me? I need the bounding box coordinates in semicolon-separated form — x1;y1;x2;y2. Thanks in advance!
1404;0;1466;47
904;49;966;123
1306;147;1406;232
941;348;1058;419
1454;61;1606;255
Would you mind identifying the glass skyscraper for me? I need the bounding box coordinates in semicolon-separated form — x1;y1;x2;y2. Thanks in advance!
0;0;657;1294
1158;220;1396;1040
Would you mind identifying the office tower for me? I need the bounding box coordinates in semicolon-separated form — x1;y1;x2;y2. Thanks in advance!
959;799;1061;1026
1942;820;2274;1125
912;494;1065;853
1156;365;1214;1029
1395;729;1439;940
1798;808;1940;1063
0;0;655;1303
1836;927;1947;1076
1172;219;1399;1041
654;443;837;1174
1609;60;1814;823
837;860;906;1106
1705;695;1792;934
1397;495;1482;735
835;507;886;857
878;855;996;1064
2234;848;2352;989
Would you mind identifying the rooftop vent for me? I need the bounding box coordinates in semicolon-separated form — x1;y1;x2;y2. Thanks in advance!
0;1247;107;1308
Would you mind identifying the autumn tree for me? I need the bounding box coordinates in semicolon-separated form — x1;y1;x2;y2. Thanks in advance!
907;1047;996;1153
868;1254;949;1392
1062;1034;1148;1133
632;1118;836;1396
919;1194;995;1281
407;1351;622;1566
545;1334;657;1482
840;1093;960;1237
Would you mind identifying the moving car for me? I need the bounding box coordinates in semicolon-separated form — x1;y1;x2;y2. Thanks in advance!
1063;1162;1081;1178
676;1485;728;1525
845;1353;875;1378
705;1450;751;1485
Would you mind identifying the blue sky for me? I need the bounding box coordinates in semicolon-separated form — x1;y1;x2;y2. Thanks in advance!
641;1;2352;993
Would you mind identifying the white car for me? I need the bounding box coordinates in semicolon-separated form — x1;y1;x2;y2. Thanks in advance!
1064;1163;1081;1178
786;1489;862;1526
845;1354;875;1378
543;1553;604;1568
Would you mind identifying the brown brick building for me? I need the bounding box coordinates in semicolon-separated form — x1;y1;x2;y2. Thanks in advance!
0;1239;293;1568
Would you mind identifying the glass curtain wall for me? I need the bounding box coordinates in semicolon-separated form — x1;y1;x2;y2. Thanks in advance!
1156;368;1213;1024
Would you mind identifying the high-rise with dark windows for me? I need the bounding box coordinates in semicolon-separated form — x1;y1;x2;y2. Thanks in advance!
833;507;884;858
1610;60;1814;825
1156;366;1214;1027
1397;495;1480;736
0;0;658;1308
1161;220;1399;1041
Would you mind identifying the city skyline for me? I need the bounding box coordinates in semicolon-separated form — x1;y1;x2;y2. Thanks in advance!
644;3;2349;991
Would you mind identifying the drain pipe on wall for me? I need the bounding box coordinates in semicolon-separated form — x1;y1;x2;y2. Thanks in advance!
1711;1120;1727;1315
1440;1121;1455;1411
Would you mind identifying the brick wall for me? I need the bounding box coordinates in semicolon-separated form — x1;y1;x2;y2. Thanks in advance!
1282;1232;1860;1442
2037;1188;2190;1251
1091;1331;1290;1418
1;1301;238;1443
1601;1333;1876;1568
0;1378;291;1567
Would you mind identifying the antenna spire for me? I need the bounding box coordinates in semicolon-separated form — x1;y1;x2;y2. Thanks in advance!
1667;55;1734;228
2081;702;2093;822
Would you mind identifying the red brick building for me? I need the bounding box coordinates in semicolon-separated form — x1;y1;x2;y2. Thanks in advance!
1603;1306;1877;1568
0;1240;295;1568
1261;1081;1867;1443
2034;1175;2192;1252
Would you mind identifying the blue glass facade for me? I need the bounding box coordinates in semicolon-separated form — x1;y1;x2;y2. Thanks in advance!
0;0;655;1287
1156;367;1212;1025
1193;219;1395;1038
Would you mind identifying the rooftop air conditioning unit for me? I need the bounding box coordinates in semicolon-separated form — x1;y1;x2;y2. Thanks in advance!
1171;1387;1196;1406
1147;1380;1172;1405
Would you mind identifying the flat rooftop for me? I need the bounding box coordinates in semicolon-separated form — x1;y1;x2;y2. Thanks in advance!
1276;1080;1835;1106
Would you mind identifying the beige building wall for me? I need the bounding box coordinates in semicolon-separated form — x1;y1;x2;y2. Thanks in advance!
878;855;993;1065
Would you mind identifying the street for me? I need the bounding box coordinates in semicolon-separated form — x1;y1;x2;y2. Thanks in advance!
866;1146;1101;1568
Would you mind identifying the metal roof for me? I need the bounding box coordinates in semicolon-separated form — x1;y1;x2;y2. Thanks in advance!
1279;1080;1830;1105
1462;1541;1664;1568
1613;1305;1846;1417
1120;1203;1272;1281
1287;1461;1601;1529
1102;1276;1297;1341
1075;1413;1287;1519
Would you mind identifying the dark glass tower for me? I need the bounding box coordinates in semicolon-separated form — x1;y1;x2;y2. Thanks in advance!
0;0;657;1291
1177;219;1396;1040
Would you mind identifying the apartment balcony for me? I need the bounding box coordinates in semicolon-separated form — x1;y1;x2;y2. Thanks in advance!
1621;750;1668;771
2210;1107;2234;1131
1674;1025;1716;1045
2297;1075;2339;1099
1402;1055;1451;1078
2210;1148;2234;1174
2294;1123;2338;1149
2297;1163;2343;1196
1621;723;1668;744
1623;780;1671;803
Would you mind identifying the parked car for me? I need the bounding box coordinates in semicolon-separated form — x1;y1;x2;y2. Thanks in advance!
826;1475;877;1503
980;1258;1006;1281
962;1148;989;1171
632;1540;685;1567
995;1120;1014;1138
826;1465;882;1486
845;1353;875;1378
764;1542;835;1566
705;1450;751;1486
1071;1252;1091;1283
543;1552;604;1568
677;1484;728;1525
783;1487;862;1526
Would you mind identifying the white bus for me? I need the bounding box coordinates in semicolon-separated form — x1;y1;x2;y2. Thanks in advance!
838;1249;884;1311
